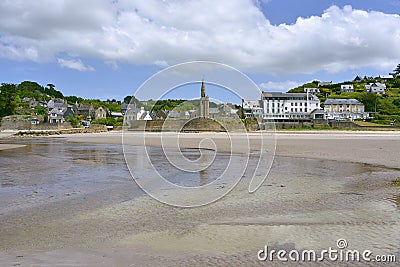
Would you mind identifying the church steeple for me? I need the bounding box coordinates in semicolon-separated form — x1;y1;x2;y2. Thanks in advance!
201;79;206;98
199;79;209;118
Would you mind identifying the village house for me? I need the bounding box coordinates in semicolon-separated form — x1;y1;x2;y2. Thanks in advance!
318;81;332;87
365;83;386;94
74;103;94;120
242;100;263;119
353;76;363;82
22;98;47;109
63;106;75;118
121;103;130;115
47;98;67;109
93;107;107;120
379;74;394;82
340;84;354;93
304;87;320;94
123;106;152;126
323;99;368;121
48;108;66;124
30;118;40;125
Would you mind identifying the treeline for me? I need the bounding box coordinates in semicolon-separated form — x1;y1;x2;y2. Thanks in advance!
0;81;135;118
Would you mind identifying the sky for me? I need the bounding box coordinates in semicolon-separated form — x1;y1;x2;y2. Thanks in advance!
0;0;399;103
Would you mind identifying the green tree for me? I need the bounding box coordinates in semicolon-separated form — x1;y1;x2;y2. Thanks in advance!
34;105;47;116
66;114;80;128
0;83;18;118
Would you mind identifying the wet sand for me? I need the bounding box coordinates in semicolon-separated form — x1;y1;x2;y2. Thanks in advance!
0;144;26;151
1;131;399;266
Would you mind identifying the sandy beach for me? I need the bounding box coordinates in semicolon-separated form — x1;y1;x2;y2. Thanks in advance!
0;131;399;266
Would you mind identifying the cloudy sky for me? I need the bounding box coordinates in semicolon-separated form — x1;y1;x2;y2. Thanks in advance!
1;0;399;101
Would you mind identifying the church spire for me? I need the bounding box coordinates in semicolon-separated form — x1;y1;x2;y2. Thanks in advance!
201;79;206;98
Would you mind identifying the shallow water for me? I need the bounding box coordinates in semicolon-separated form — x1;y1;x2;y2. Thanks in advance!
0;137;399;266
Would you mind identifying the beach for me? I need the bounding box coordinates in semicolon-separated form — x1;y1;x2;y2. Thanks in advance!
0;131;399;266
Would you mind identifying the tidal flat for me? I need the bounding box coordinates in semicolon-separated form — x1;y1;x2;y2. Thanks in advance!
0;131;399;266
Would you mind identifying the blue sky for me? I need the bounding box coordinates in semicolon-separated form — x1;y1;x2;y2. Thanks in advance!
0;0;399;103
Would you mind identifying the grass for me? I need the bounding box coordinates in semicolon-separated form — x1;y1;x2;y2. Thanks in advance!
352;121;384;127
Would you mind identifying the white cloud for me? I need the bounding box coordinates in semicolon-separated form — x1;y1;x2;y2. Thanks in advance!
259;81;303;92
0;1;399;75
57;58;95;72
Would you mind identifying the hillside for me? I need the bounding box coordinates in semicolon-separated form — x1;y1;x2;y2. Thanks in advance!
288;76;400;124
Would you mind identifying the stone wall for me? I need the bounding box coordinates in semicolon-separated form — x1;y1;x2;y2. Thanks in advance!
14;124;108;136
1;115;73;130
128;119;248;132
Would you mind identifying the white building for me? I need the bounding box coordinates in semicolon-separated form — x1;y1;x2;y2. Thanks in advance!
304;87;320;94
340;84;354;92
243;92;320;120
379;74;393;81
124;106;152;125
242;100;263;119
365;83;386;94
48;108;65;124
323;99;368;121
318;81;332;87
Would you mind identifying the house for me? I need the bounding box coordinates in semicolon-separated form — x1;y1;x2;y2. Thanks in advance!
121;103;128;114
304;87;320;94
309;109;327;120
75;104;94;119
139;111;152;120
165;110;190;119
29;99;39;109
48;98;67;109
30;118;40;125
323;99;368;121
365;83;386;94
309;109;328;127
123;107;152;125
243;92;320;120
124;109;137;124
111;112;124;118
380;75;393;82
48;108;66;123
94;107;107;120
340;84;354;93
153;110;167;120
353;76;363;82
242;100;263;119
209;108;220;119
63;106;75;118
318;81;332;87
22;97;32;103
